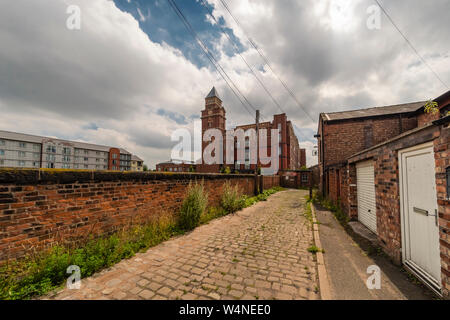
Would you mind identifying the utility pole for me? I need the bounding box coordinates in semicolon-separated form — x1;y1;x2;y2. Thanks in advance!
255;110;260;194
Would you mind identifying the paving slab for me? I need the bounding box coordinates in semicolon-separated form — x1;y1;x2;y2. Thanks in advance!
314;205;435;300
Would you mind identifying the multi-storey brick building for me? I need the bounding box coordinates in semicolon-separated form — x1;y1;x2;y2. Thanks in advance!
0;130;140;171
197;87;306;174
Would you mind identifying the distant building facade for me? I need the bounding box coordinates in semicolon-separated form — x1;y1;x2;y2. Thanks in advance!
131;155;144;172
0;130;141;171
196;87;306;174
156;160;196;173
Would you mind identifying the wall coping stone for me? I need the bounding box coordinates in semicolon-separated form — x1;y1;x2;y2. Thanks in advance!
0;168;255;185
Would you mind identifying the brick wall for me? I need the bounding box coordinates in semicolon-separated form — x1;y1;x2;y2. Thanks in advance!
434;122;450;297
348;121;450;297
262;175;280;190
323;116;417;167
0;170;256;262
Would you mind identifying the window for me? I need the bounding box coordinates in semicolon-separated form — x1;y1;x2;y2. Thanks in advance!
46;145;56;153
33;144;40;151
63;156;71;162
84;165;88;169
18;160;26;167
18;151;26;158
96;165;100;169
279;145;282;156
113;154;117;159
0;159;4;165
96;151;100;155
46;154;55;161
0;149;4;156
0;140;5;146
63;147;71;155
103;166;107;169
96;158;100;162
84;150;89;155
301;174;309;183
19;142;26;148
33;161;39;167
84;157;88;162
33;153;40;159
62;164;70;169
74;164;79;169
47;162;54;168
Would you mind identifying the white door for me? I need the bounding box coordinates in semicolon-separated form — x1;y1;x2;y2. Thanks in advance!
400;143;441;290
356;160;377;234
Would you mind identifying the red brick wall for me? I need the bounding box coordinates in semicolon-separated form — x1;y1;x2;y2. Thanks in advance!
262;175;280;190
418;112;440;127
348;122;450;297
323;116;417;167
0;170;256;262
434;122;450;297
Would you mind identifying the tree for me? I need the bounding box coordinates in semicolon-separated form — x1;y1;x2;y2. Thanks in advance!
424;100;450;116
143;164;148;171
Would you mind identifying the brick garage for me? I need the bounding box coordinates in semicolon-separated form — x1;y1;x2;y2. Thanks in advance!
0;170;261;262
347;118;449;297
317;101;425;203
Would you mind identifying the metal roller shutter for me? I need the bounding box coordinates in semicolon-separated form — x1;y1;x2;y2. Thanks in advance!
356;160;377;234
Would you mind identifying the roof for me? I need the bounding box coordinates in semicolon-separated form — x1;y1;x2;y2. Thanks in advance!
321;101;426;122
156;160;196;166
0;129;131;154
131;155;143;162
206;87;221;100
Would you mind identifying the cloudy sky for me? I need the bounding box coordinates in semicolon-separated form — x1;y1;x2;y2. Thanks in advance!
1;0;449;167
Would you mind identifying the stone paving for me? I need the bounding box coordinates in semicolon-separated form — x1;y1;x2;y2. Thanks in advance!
49;189;319;300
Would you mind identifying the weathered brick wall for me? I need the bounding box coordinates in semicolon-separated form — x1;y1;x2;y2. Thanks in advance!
0;170;256;262
323;116;417;167
348;125;437;264
348;122;450;297
434;122;450;297
262;175;280;190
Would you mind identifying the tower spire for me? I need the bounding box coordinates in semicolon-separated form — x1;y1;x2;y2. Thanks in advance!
206;86;220;100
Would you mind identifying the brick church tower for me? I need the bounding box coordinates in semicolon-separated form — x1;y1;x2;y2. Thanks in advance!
198;87;226;173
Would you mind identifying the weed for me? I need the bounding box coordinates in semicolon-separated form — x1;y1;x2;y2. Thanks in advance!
178;181;208;231
307;246;324;254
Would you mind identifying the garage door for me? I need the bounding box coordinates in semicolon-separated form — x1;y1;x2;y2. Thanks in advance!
356;160;377;234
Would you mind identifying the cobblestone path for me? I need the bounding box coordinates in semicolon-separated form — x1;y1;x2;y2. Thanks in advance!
50;189;319;300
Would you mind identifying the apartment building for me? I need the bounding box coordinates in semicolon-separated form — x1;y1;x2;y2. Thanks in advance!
0;130;139;171
131;155;144;172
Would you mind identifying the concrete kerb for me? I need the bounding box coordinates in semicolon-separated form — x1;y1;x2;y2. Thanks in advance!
311;204;332;300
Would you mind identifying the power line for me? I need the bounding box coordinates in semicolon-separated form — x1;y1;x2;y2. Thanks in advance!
218;0;317;123
374;0;448;90
166;0;258;119
199;0;285;116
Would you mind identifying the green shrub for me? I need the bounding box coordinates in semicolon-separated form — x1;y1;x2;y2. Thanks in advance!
178;182;208;231
220;181;244;214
